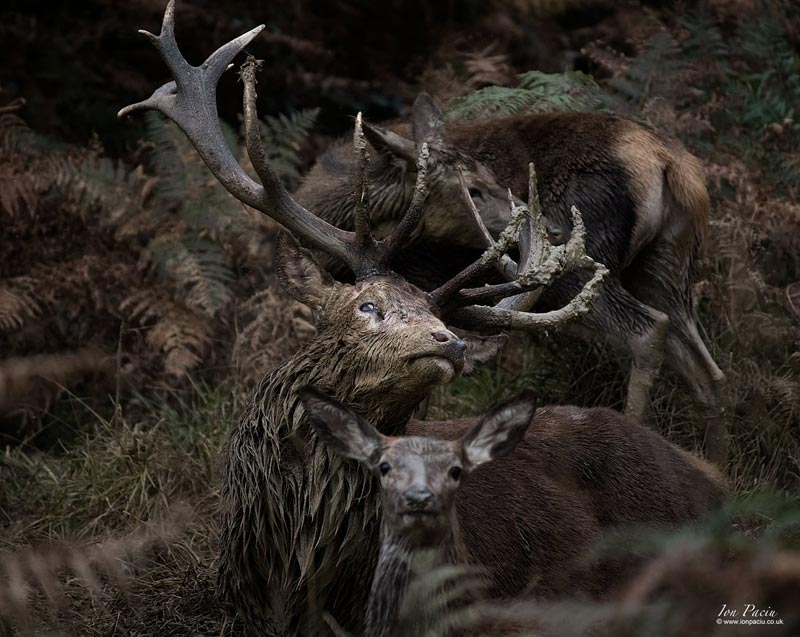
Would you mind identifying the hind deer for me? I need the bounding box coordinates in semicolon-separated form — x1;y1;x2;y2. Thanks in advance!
297;94;727;461
301;387;725;637
117;3;605;634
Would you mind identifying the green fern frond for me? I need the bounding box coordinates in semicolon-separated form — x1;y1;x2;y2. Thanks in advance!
602;31;684;112
446;71;602;120
682;5;730;72
144;237;236;319
58;155;145;226
258;107;319;189
0;111;67;157
734;14;800;129
145;112;235;213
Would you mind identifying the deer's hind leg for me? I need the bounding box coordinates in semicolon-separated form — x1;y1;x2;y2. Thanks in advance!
537;272;670;421
624;236;726;462
663;320;726;462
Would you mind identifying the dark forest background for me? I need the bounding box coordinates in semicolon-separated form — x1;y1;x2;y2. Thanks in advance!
1;0;799;634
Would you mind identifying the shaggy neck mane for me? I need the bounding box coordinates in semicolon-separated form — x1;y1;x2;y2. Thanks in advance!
218;332;427;633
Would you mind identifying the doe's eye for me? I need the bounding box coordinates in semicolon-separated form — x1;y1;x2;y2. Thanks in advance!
379;462;391;476
468;187;483;199
360;302;377;314
449;466;462;481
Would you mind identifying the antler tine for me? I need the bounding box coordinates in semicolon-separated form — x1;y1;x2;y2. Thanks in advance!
120;2;359;271
448;264;606;332
445;202;608;331
378;144;430;269
496;163;548;311
453;205;604;306
429;191;528;308
138;1;188;85
430;158;608;333
353;113;373;250
239;56;354;265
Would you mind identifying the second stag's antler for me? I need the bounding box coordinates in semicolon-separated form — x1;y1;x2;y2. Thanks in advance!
119;0;607;330
432;165;608;332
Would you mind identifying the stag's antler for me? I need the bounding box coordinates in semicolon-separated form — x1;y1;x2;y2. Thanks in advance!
118;1;428;280
120;1;605;329
431;163;608;332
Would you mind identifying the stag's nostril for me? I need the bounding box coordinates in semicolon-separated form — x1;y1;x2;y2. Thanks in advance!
432;331;451;343
404;487;434;510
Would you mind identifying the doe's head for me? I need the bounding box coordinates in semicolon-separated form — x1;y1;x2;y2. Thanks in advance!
300;387;537;544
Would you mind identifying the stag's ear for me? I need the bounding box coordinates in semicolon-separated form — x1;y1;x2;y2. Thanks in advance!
362;121;416;162
411;93;445;146
275;233;335;312
461;333;508;376
460;391;537;469
299;386;384;464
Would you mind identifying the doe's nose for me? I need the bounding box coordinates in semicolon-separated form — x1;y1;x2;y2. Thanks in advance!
403;486;434;510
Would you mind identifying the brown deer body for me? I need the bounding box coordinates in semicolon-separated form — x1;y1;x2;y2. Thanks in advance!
303;389;725;637
296;103;726;460
117;4;605;634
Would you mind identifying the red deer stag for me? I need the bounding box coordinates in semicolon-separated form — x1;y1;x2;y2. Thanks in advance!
301;388;725;637
297;94;726;461
117;3;605;634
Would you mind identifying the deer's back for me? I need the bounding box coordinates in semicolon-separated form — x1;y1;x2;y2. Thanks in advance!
407;405;724;599
448;112;693;271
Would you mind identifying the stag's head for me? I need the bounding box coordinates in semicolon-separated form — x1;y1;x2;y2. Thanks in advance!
118;1;606;413
276;241;467;396
363;94;512;246
301;388;537;545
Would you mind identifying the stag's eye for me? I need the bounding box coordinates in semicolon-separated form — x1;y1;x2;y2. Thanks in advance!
468;187;483;200
359;302;384;321
449;466;462;481
379;462;391;476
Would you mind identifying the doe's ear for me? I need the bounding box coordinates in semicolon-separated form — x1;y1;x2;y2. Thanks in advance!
460;391;537;469
362;121;416;162
275;233;335;312
299;385;384;464
411;93;445;146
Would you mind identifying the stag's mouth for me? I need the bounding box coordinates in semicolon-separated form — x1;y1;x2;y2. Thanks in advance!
408;354;465;378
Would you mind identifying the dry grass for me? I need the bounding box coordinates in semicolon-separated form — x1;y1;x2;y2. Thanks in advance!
0;385;243;635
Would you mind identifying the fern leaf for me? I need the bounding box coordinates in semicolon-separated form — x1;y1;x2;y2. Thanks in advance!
0;160;37;217
601;31;685;113
446;71;602;120
144;237;235;319
0;280;41;333
259;107;319;189
122;291;213;378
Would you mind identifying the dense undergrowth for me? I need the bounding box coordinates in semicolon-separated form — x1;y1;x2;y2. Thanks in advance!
1;0;799;635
